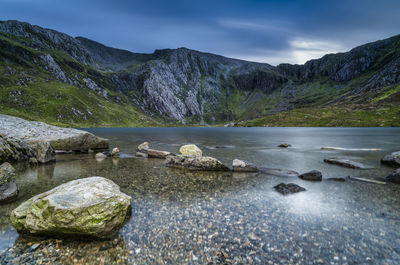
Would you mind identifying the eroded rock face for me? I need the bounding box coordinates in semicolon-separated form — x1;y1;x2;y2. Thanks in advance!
166;155;230;171
179;144;202;156
381;151;400;167
0;134;36;164
299;170;322;181
232;159;258;172
10;176;132;239
0;115;109;152
385;168;400;183
323;158;369;169
0;162;19;203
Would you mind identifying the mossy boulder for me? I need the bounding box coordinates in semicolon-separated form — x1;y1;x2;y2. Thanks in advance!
166;155;230;171
179;144;202;156
10;176;132;239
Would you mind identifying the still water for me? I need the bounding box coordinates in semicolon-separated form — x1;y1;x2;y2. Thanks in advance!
1;127;400;264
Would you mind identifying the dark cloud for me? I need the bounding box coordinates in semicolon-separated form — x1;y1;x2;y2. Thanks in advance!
1;0;399;64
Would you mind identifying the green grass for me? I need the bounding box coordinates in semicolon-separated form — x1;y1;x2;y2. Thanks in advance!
242;104;400;127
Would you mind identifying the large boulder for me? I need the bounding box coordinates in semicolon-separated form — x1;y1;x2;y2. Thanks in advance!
166;155;230;171
179;144;202;156
136;142;149;157
232;159;258;172
0;134;36;163
385;168;400;183
10;177;132;239
323;158;369;169
381;151;400;167
0;162;19;203
0;114;109;152
299;170;322;181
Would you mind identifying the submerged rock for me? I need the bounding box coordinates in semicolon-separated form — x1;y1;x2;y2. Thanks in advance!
166;155;230;171
324;158;369;169
10;176;132;239
147;149;171;159
274;183;306;195
385;168;400;183
381;151;400;167
179;144;202;156
326;177;346;182
232;159;258;172
0;114;109;152
299;170;322;181
278;143;291;148
0;162;19;203
136;142;149;157
259;167;299;177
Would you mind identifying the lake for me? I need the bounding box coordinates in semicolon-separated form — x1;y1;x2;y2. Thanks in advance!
1;127;400;264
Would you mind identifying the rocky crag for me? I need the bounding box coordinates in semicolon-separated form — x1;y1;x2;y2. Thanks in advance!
0;20;399;126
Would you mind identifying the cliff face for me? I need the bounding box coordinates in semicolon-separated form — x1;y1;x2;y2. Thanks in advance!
0;20;399;126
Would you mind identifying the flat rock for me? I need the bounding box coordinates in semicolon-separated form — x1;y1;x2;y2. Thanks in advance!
232;159;258;172
278;143;291;148
381;151;400;167
0;114;109;152
147;149;171;159
324;158;369;169
10;176;132;239
385;168;400;183
259;167;299;177
179;144;202;156
299;170;322;181
274;183;306;195
326;177;346;182
166;155;230;171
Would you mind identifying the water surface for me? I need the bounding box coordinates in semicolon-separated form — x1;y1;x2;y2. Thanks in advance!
1;127;400;264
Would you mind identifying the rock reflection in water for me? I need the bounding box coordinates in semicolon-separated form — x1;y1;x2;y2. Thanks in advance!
0;235;128;265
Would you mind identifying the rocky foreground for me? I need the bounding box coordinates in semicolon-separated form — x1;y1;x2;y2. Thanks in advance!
11;177;132;239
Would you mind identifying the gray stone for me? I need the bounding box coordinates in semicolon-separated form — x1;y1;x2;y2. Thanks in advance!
274;183;306;195
299;170;322;181
136;142;149;158
179;144;202;156
0;182;19;203
147;149;171;159
0;162;16;186
0;163;18;203
324;158;369;169
34;141;56;163
232;159;258;172
385;168;400;183
10;176;132;239
0;114;109;152
381;152;400;167
166;155;230;171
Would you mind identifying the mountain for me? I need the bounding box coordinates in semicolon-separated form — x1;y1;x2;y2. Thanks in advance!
0;20;399;127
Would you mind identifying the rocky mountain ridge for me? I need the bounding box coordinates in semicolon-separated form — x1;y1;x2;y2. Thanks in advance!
0;20;399;126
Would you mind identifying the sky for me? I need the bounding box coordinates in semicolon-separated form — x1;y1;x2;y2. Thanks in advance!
1;0;400;65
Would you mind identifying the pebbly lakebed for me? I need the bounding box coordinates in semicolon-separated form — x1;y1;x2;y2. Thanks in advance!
1;127;400;264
